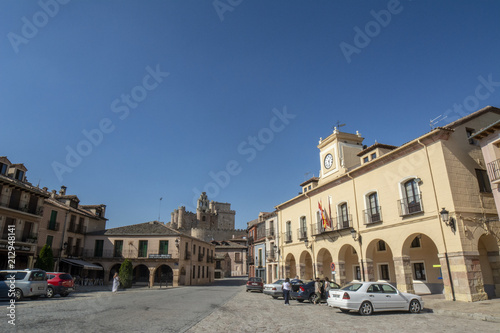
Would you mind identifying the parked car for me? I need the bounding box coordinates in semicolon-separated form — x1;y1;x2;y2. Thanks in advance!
327;281;424;315
264;279;302;299
46;272;74;298
246;277;264;293
291;280;341;303
0;273;10;299
0;269;47;301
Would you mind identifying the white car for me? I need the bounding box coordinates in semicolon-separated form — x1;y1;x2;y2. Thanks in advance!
263;279;284;299
327;281;424;315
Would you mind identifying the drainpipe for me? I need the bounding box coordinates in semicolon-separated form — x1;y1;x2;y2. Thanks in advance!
347;173;365;282
56;211;69;272
417;139;456;301
305;192;317;279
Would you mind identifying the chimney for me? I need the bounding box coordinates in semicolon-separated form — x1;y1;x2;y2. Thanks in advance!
59;186;67;195
51;190;57;198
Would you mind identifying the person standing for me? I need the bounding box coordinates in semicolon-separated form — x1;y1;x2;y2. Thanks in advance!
283;277;291;305
314;277;322;305
324;276;331;300
112;272;120;293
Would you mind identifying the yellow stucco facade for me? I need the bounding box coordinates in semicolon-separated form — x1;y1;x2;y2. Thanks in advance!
276;106;500;302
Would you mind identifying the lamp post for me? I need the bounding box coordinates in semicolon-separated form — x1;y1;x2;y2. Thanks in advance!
440;208;456;232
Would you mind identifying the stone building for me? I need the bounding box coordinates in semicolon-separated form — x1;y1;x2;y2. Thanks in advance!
211;238;247;278
276;106;500;302
84;221;215;287
168;192;246;242
0;157;48;269
37;185;107;276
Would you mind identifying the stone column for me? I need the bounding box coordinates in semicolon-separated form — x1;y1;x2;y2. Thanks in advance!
488;251;500;298
316;262;324;278
361;258;374;281
148;267;155;288
173;268;179;287
439;252;488;302
336;261;346;286
393;256;415;293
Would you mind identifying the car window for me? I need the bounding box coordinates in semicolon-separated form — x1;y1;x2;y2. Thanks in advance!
14;272;27;280
30;271;46;281
367;284;381;293
273;280;284;285
47;275;55;279
331;282;340;289
380;284;397;294
60;274;72;280
249;277;262;282
341;283;363;291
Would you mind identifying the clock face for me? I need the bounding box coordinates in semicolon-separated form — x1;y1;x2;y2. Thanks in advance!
324;153;333;169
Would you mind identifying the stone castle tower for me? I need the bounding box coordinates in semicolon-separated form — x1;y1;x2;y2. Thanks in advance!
168;192;246;242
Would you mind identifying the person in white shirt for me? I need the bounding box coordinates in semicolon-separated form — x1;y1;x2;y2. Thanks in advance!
283;278;291;305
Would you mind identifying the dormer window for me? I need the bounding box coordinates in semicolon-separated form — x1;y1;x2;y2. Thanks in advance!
371;153;376;160
0;163;7;175
363;157;369;163
15;169;24;181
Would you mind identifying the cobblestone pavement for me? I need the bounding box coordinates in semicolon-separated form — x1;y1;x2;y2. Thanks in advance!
186;289;500;333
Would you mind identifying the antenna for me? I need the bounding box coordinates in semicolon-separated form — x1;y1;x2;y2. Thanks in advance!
430;115;444;129
158;197;163;221
304;172;311;181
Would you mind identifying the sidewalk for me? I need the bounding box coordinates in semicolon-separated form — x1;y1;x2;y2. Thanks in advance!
422;294;500;323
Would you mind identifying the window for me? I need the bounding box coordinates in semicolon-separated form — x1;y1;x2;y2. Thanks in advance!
466;128;477;145
379;264;390;280
413;262;426;280
46;235;53;248
376;240;386;252
68;215;76;232
114;240;123;257
0;163;7;175
15;169;24;181
371;153;377;160
366;192;381;223
198;266;200;278
402;179;422;214
258;248;263;267
235;252;240;262
476;169;492;193
299;216;307;239
94;239;104;257
339;203;349;229
363;156;369;163
354;266;361;280
285;221;292;242
411;236;421;248
159;240;169;255
193;265;196;279
138;240;148;257
67;237;73;254
49;210;57;230
193;244;196;254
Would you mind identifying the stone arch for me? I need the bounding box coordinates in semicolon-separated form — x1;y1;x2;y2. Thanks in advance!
400;233;442;294
133;264;150;285
337;243;359;286
299;251;314;280
478;233;500;299
316;248;333;280
153;264;173;286
284;253;296;278
365;238;395;283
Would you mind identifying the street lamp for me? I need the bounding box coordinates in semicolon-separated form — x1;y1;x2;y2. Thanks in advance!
304;238;312;249
175;238;179;248
350;229;361;243
440;208;456;232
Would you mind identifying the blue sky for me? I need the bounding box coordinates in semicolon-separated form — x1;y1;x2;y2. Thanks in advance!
1;0;499;230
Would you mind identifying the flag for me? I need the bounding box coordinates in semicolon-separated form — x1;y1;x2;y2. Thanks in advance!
318;201;329;229
328;196;333;229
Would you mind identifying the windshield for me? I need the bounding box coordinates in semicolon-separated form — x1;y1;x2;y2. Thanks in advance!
341;283;363;291
273;280;284;285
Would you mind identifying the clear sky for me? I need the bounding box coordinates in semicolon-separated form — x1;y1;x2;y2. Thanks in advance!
1;0;499;230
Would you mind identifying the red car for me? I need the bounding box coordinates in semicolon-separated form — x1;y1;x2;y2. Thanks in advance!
46;272;74;298
246;277;264;292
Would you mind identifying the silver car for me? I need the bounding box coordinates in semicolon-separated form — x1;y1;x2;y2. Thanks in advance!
0;269;47;301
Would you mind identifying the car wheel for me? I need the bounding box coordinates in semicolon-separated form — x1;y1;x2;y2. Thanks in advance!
272;296;278;299
14;289;23;301
246;289;249;292
359;301;373;316
340;309;350;313
297;299;304;303
46;287;55;298
409;299;421;313
308;294;317;304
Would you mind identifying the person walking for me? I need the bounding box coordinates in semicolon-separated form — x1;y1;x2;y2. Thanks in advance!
112;272;120;293
283;277;291;305
324;276;331;300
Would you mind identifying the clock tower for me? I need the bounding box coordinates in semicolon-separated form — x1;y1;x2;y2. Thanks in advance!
318;127;364;182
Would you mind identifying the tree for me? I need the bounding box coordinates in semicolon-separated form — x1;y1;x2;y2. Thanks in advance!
119;259;133;288
34;244;54;272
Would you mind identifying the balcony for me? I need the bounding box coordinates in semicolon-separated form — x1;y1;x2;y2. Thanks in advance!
0;201;43;216
67;224;76;233
47;221;60;231
297;228;307;240
398;195;423;217
246;255;254;265
83;249;176;259
284;231;292;243
266;228;275;239
364;207;383;225
266;250;276;262
333;214;352;230
68;246;83;257
198;253;204;261
487;158;500;183
75;224;87;234
19;232;37;243
184;251;191;260
247;236;254;245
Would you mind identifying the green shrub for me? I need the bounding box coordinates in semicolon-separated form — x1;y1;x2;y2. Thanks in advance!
119;259;133;288
34;244;54;272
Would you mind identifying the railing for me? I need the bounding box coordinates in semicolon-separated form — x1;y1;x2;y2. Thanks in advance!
0;201;43;216
247;236;254;245
47;221;60;231
198;253;204;261
487;158;500;183
234;256;243;263
364;207;383;224
284;231;292;243
75;224;87;234
67;224;76;233
398;195;423;216
83;249;178;259
18;232;37;243
333;214;352;230
266;228;275;239
266;250;276;262
68;246;83;257
297;228;307;240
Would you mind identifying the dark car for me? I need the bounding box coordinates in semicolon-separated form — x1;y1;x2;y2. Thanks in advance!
46;272;74;298
291;280;340;303
246;277;264;292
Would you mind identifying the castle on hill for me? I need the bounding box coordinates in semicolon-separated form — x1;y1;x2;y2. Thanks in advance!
167;192;247;242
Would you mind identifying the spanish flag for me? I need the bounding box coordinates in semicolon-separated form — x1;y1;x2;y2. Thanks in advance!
318;201;329;229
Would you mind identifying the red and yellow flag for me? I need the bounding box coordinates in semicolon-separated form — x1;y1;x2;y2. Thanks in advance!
318;201;329;229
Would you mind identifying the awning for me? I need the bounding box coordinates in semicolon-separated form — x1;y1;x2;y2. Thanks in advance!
61;258;103;270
